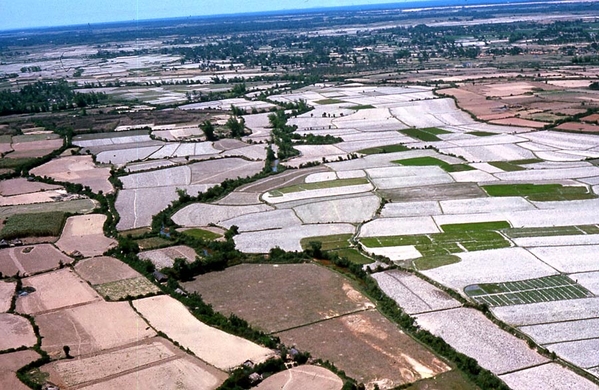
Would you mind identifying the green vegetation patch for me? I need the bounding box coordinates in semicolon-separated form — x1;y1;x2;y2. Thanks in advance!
314;98;346;105
357;144;409;155
413;255;461;271
505;224;599;238
94;277;161;300
330;248;373;265
181;228;222;240
0;157;36;169
269;177;369;196
404;370;480;390
393;156;474;173
361;229;510;258
441;221;511;232
466;131;497;137
488;161;526;172
400;127;451;142
465;275;594;306
301;234;352;251
482;183;596;201
135;236;171;250
348;104;375;110
1;211;67;239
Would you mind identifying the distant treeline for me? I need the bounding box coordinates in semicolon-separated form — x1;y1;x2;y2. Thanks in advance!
0;80;107;116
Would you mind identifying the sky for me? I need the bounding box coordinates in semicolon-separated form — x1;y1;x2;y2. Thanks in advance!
0;0;415;31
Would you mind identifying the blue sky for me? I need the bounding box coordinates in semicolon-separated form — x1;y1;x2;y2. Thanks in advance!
0;0;412;31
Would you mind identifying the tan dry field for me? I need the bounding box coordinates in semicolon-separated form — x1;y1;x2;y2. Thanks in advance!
74;256;140;285
137;245;197;269
0;280;15;312
55;214;117;257
0;189;71;207
132;295;275;370
42;337;226;390
30;155;113;194
16;268;101;315
256;365;343;390
184;263;374;333
582;114;599;123
10;138;63;158
37;300;156;358
0;350;40;390
277;310;451;389
0;244;73;277
0;178;61;196
0;313;37;350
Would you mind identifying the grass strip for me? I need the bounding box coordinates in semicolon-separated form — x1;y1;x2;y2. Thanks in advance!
269;177;369;196
393;156;474;173
357;144;409;155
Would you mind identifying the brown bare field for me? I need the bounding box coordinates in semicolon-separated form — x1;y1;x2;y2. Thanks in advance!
37;300;156;358
137;245;197;269
55;214;117;257
490;118;546;128
30;155;113;194
0;281;15;312
133;295;275;370
42;338;226;390
557;122;599;133
277;310;451;389
0;244;73;277
0;313;37;350
95;277;161;300
439;81;591;127
256;365;343;390
10;138;63;158
0;178;61;196
183;263;374;333
0;350;40;390
16;268;101;315
582;114;599;123
74;256;140;284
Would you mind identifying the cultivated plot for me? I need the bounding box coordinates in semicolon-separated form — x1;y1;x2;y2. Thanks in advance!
16;269;101;315
42;338;226;390
277;310;451;389
132;295;274;370
30;155;113;194
500;363;599;390
372;270;461;314
37;300;156;358
0;244;73;277
184;263;373;333
0;313;37;350
465;275;594;307
137;245;197;269
0;350;40;390
415;307;548;374
55;214;117;257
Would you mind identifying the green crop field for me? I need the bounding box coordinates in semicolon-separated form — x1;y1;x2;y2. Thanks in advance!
400;127;451;142
181;228;222;240
301;234;352;251
0;211;68;239
465;275;594;306
331;248;373;264
357;144;409;155
482;183;597;201
393;156;474;173
505;224;599;238
488;161;526;172
413;255;461;271
269;177;369;196
360;222;510;260
465;131;497;137
314;98;346;105
348;104;375;110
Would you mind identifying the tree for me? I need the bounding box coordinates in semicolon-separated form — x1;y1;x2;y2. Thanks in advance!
226;116;245;138
200;120;217;141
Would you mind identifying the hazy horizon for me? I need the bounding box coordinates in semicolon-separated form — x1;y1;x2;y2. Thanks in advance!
1;0;435;31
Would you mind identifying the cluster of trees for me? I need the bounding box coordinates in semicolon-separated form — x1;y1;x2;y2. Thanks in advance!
0;80;107;115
